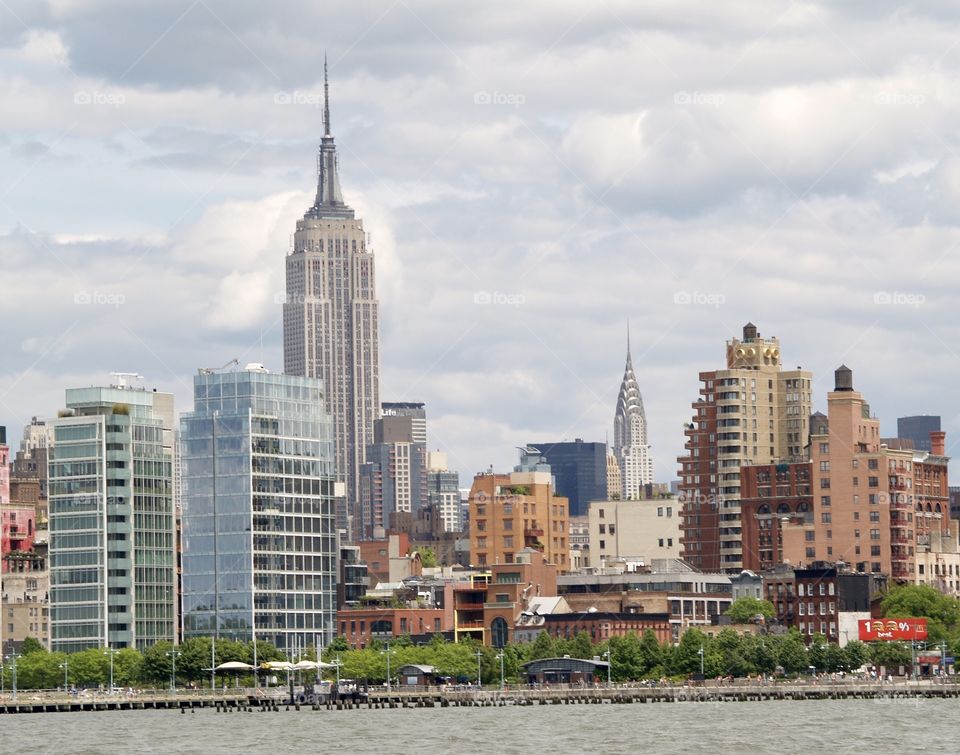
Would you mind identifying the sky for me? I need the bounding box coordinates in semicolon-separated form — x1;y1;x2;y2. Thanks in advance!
2;0;960;487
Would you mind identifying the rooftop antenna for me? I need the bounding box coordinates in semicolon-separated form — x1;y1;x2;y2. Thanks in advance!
323;52;331;138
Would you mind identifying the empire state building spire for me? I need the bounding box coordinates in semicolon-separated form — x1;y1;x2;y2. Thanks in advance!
308;54;353;219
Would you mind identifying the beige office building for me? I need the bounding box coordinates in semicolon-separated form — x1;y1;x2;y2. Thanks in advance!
589;497;682;565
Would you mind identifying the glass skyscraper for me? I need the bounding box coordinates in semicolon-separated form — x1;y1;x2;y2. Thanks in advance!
180;367;337;653
49;384;176;652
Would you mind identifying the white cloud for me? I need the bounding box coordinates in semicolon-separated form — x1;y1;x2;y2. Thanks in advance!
5;0;960;484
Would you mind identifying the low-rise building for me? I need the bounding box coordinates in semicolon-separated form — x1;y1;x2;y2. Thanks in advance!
336;606;447;649
589;496;681;566
558;562;733;641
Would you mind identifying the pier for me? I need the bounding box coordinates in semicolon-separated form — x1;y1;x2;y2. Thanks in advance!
2;680;959;714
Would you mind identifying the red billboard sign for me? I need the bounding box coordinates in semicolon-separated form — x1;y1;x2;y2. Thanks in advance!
858;618;928;642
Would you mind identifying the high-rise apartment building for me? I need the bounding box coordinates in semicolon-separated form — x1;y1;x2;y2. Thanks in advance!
678;323;812;573
282;61;380;540
897;415;941;453
524;439;607;517
48;382;176;652
614;338;654;499
358;404;428;539
426;451;462;533
468;468;569;571
777;367;950;580
180;366;337;653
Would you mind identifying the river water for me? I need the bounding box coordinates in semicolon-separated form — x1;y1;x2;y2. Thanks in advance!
2;698;952;753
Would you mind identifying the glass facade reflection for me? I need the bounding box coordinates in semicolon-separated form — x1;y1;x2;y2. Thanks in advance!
49;387;176;652
181;368;336;653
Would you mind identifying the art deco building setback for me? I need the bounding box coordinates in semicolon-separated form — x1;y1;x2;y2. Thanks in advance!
283;60;380;540
678;323;812;573
48;382;176;652
180;366;337;654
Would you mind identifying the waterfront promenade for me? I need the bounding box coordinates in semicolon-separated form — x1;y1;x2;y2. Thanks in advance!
1;678;958;714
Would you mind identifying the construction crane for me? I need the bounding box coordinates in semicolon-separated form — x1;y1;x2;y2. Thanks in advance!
198;358;239;375
110;372;143;388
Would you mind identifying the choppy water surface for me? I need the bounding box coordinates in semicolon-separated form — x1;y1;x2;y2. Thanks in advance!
3;698;952;754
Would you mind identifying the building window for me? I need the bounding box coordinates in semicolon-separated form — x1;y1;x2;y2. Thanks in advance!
820;443;829;454
868;477;879;488
599;524;606;534
599;509;604;519
821;496;830;507
819;461;830;471
491;617;509;648
820;479;830;489
806;547;816;558
821;513;831;523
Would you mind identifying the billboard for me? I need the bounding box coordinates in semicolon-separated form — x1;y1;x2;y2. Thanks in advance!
858;618;928;642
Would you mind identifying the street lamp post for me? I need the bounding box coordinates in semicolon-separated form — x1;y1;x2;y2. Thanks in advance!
698;645;704;677
104;648;118;694
476;650;483;688
60;660;69;691
8;655;19;701
382;643;393;692
335;654;341;687
496;651;505;690
603;649;612;687
167;649;181;693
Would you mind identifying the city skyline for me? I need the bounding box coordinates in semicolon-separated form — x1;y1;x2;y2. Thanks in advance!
2;2;960;490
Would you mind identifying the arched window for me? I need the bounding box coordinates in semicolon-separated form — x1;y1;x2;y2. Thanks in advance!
491;617;509;649
777;503;790;514
758;504;771;515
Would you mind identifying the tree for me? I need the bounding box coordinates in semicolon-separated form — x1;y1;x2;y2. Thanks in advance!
528;631;555;661
774;631;809;674
20;637;45;656
417;547;438;569
140;641;175;685
842;641;869;672
869;641;911;671
882;584;960;641
725;597;776;624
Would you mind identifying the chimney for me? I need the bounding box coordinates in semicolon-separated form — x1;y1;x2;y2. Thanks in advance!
834;365;853;392
931;431;946;456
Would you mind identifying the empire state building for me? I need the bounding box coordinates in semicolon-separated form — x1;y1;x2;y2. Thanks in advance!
283;60;380;536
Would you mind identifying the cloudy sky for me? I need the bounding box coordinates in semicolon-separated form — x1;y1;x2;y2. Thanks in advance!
2;0;960;486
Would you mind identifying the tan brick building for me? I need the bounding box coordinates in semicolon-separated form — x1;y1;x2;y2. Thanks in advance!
468;471;569;571
779;366;950;580
678;323;812;572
